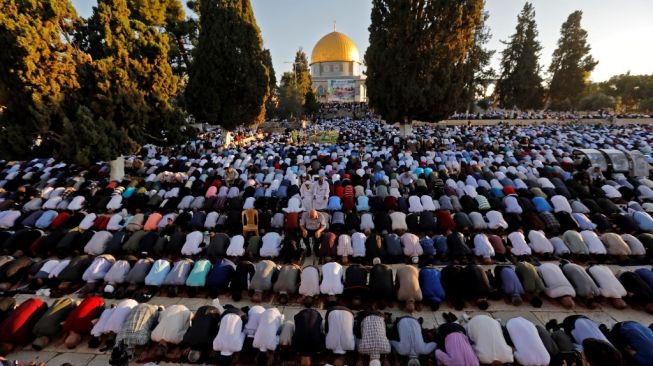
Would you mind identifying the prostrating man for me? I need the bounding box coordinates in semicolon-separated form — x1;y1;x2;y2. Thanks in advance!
89;299;138;350
61;296;105;349
396;265;422;312
538;262;576;309
390;316;436;365
293;303;325;366
31;297;76;350
0;298;47;354
325;305;355;362
356;310;390;366
434;321;479;366
148;304;192;361
116;303;160;347
213;306;248;365
465;315;514;365
182;303;221;364
505;316;551;366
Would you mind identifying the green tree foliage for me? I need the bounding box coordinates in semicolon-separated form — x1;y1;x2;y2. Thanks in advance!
365;0;484;124
0;0;83;158
293;48;312;103
496;2;544;110
262;49;277;120
593;73;653;112
548;11;597;110
304;90;320;117
185;0;270;129
72;0;185;162
459;8;496;111
277;72;302;120
578;93;615;111
640;97;653;112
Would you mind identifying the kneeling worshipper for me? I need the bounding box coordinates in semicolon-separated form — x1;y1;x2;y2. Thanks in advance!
89;299;138;350
31;297;75;350
343;263;368;306
213;306;248;365
141;258;172;300
182;302;222;364
293;304;325;366
493;266;525;306
356;310;391;366
162;258;194;297
587;265;628;309
206;258;236;298
369;258;394;309
185;258;212;297
61;296;105;349
320;260;345;297
505;317;551;366
273;263;300;304
230;261;255;301
396;265;422;312
325;306;356;364
250;259;278;302
561;261;601;308
252;307;283;362
618;271;653;314
54;254;93;295
298;264;320;297
582;338;625;366
147;304;192;361
609;321;653;366
0;298;47;354
465;315;514;365
390;316;436;365
434;321;479;366
116;303;160;347
562;315;612;350
244;305;265;340
419;266;445;310
538;262;577;309
441;265;492;311
79;254;116;295
515;261;546;307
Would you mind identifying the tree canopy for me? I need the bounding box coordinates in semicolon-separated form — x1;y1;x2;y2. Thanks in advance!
495;2;544;110
547;10;597;110
185;0;271;129
365;0;484;124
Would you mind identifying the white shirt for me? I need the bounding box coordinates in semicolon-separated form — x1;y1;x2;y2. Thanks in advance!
622;234;646;256
84;231;113;255
320;262;344;295
106;214;124;231
486;211;508;230
253;308;283;352
504;196;523;214
0;210;21;229
82;255;114;283
299;266;320;296
204;212;220;229
360;213;375;231
226;235;246;256
213;313;246;356
37;259;60;276
538;263;576;298
260;232;283;257
49;259;71;278
473;234;495;258
400;233;423;257
506;317;550;366
337;234;353;257
67;196;85;211
390;212;408;231
78;213;97;230
587;265;627;299
325;309;355;354
527;230;554;254
507;231;532;256
104;260;131;284
151;305;192;344
245;306;266;338
106;195;123;210
351;232;366;258
421;195;438;211
466;315;514;364
551;195;572;213
408;196;424;213
91;299;138;337
602;185;622;199
580;230;607;255
181;231;204;256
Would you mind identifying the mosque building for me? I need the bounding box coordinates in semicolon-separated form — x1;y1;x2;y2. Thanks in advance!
310;26;367;103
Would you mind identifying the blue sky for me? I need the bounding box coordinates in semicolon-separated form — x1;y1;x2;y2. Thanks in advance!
72;0;653;82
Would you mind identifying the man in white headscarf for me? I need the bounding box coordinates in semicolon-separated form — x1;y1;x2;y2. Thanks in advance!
312;176;330;211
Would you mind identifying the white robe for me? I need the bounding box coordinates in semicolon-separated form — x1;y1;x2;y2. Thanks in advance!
253;308;283;352
151;305;192;345
325;310;355;354
506;317;550;366
300;182;314;211
320;262;344;295
213;313;246;356
312;181;330;211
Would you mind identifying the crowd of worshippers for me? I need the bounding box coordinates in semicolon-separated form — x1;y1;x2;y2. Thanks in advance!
0;294;652;366
0;119;652;362
448;110;652;120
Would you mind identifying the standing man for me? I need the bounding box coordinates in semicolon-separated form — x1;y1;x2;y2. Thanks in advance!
312;176;330;211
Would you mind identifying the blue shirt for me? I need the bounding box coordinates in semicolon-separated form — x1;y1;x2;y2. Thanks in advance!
327;196;342;211
532;197;554;213
144;259;171;286
206;260;235;290
499;267;525;297
635;268;653;290
186;259;212;287
618;321;653;366
356;196;370;212
35;210;58;229
633;211;653;232
419;268;445;304
419;237;436;256
433;235;448;255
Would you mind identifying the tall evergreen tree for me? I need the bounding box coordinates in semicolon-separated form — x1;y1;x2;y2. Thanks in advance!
262;48;277;120
278;72;302;120
460;8;496;111
185;0;270;129
68;0;184;164
547;10;597;110
365;0;483;130
0;0;83;158
293;48;312;102
496;2;544;110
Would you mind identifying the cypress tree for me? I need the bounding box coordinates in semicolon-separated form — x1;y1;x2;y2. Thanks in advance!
496;2;544;110
548;11;597;110
293;48;312;103
262;49;277;120
460;8;496;111
365;0;483;128
0;0;83;158
185;0;270;129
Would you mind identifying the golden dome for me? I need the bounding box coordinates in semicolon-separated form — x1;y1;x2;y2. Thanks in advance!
310;31;361;65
